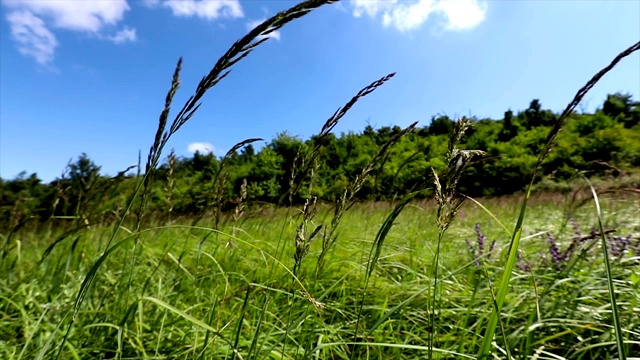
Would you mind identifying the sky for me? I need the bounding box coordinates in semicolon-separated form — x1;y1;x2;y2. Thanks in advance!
1;0;639;183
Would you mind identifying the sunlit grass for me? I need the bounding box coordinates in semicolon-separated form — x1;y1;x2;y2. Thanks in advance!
1;194;638;359
0;0;637;358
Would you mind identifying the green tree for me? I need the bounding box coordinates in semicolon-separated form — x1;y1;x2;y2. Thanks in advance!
56;153;102;218
603;92;640;128
428;115;455;136
498;109;520;141
522;99;556;128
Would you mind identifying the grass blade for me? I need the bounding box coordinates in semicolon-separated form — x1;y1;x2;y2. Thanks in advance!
35;310;70;360
584;177;626;360
142;296;234;347
230;286;252;360
477;40;640;359
354;191;418;343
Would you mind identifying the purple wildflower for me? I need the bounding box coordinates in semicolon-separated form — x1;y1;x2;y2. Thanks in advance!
465;239;475;253
466;224;496;266
608;234;631;260
569;217;582;238
475;223;486;257
548;233;562;270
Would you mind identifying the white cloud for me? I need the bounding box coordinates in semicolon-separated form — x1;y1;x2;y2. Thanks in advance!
188;142;215;154
1;0;135;64
351;0;487;32
106;26;137;44
6;10;57;65
435;0;487;30
247;19;281;41
149;0;243;20
352;0;397;18
382;0;434;32
2;0;131;32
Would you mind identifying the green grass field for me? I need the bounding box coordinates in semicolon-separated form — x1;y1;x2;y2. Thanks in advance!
2;2;638;358
2;192;638;359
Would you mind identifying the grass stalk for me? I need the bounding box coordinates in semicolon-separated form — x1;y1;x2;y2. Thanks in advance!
477;40;640;359
354;191;419;347
429;118;484;358
584;177;626;360
63;0;336;353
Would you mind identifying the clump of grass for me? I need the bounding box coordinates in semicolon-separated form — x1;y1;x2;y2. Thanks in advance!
266;70;399;279
2;3;639;359
479;41;640;359
316;119;418;277
430;118;485;358
268;72;398;282
585;178;627;360
282;73;418;357
63;0;337;355
2;190;639;358
283;72;397;207
211;138;262;230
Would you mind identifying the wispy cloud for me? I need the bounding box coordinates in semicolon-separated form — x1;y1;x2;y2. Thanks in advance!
246;19;281;41
106;26;137;44
351;0;487;32
187;142;215;154
147;0;243;20
2;0;135;65
2;0;131;32
5;10;57;65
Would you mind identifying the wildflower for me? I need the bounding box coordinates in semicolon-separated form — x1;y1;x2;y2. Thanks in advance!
547;233;562;270
608;234;631;260
465;224;495;266
569;217;582;238
475;223;486;257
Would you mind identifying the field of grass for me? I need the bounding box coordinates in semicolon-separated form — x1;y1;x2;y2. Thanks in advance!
2;2;639;359
1;192;639;359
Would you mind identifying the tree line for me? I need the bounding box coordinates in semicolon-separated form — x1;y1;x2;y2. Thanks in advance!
2;93;639;226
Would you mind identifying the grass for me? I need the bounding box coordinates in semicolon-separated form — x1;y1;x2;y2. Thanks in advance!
1;0;639;358
1;194;639;359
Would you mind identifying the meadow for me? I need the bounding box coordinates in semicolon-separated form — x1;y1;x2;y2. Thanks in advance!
1;1;639;359
1;192;639;359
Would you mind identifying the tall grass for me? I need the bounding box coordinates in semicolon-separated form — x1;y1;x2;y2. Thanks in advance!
1;0;639;358
2;196;639;358
476;40;640;360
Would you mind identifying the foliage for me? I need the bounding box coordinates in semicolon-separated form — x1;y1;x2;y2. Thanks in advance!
1;196;639;359
2;93;639;225
0;2;638;357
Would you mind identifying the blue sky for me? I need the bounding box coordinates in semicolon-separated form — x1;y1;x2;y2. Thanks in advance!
1;0;639;183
